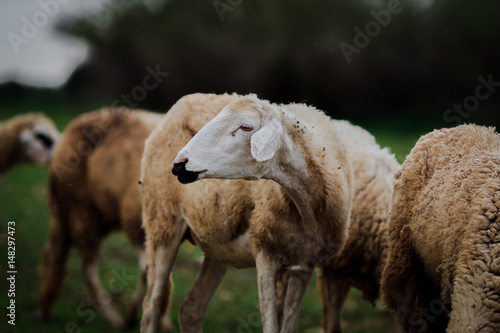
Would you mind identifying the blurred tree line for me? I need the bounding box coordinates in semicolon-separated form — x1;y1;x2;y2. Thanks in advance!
9;0;500;129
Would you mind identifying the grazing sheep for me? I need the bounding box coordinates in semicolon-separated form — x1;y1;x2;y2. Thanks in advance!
141;93;355;333
0;113;59;174
314;120;400;333
38;108;172;330
381;125;500;333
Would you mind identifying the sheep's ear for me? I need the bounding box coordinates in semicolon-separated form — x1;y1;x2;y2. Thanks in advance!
250;119;283;162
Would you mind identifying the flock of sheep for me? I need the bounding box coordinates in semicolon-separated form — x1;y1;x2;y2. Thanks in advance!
1;93;499;333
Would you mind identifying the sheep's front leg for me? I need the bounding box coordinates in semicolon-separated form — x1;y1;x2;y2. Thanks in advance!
125;250;174;331
141;222;187;333
124;250;147;328
180;256;228;333
280;265;314;333
256;251;280;333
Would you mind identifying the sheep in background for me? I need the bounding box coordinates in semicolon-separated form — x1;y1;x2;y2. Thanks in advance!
37;108;172;330
381;125;500;332
0;113;59;174
315;119;399;333
142;93;355;333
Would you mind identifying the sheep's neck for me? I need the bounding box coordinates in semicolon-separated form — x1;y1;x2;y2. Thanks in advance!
280;176;320;236
269;134;329;237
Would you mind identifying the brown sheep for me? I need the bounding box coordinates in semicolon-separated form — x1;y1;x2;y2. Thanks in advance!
0;113;59;174
381;125;500;332
141;93;356;333
37;107;172;330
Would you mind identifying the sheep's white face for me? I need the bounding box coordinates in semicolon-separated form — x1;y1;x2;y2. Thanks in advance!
173;98;283;184
20;123;60;166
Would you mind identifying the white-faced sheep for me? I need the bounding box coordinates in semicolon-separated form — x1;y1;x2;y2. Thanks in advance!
381;124;500;333
141;92;355;333
0;113;59;174
37;108;172;330
172;95;400;333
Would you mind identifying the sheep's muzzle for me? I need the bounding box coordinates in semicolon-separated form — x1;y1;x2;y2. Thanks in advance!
172;161;199;184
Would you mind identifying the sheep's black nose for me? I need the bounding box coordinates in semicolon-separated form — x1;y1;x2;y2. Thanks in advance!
172;160;199;184
35;132;54;149
172;160;187;176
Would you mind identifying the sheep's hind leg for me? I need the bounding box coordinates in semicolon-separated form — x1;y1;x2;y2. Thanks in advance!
180;256;228;333
37;217;71;321
141;222;188;333
280;265;314;333
80;248;125;329
317;265;350;333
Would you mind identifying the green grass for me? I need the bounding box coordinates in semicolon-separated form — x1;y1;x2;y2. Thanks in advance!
0;105;428;333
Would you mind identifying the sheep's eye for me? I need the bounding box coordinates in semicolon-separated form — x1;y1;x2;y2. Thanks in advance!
240;125;253;132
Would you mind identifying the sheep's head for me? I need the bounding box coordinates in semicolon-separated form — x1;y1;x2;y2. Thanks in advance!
16;114;60;166
173;95;283;184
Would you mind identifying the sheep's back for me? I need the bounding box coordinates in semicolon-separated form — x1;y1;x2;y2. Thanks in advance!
50;108;161;239
399;149;500;299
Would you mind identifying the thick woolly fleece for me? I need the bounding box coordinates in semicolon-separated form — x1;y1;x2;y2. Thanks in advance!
382;125;500;332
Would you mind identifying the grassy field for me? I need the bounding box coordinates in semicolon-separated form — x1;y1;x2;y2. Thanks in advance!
0;103;428;333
